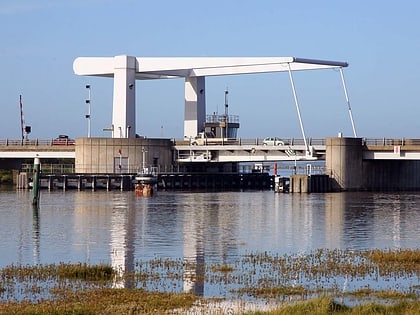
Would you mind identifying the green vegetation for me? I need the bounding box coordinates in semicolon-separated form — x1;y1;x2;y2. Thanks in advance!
0;249;419;314
0;289;197;315
251;297;420;315
0;170;12;184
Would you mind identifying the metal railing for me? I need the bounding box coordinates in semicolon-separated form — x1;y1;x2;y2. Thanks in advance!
3;138;420;148
205;114;240;124
363;138;420;146
0;139;75;146
175;138;327;146
22;164;75;174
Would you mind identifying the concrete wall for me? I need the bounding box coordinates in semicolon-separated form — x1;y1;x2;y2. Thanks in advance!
326;137;420;191
290;174;331;193
75;138;173;174
325;137;363;191
362;160;420;191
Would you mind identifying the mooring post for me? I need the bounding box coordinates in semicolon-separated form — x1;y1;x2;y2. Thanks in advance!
32;156;41;206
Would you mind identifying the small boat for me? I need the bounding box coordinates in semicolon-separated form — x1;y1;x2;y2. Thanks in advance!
132;166;158;184
133;173;158;185
133;169;157;196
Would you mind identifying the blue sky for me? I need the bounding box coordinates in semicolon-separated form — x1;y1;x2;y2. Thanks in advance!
1;0;420;140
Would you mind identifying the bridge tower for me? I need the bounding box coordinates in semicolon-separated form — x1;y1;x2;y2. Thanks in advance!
73;55;350;141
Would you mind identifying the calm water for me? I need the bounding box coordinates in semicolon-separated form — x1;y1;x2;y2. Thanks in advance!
1;189;420;302
1;189;419;268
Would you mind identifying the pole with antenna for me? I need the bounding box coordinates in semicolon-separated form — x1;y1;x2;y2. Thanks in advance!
224;88;229;138
19;95;24;140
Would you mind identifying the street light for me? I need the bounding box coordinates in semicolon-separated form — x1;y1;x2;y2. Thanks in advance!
224;88;229;139
85;84;91;138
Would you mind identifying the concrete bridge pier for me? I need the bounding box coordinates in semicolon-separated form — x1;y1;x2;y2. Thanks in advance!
77;176;83;190
326;137;363;191
91;176;96;191
47;176;54;191
62;175;68;191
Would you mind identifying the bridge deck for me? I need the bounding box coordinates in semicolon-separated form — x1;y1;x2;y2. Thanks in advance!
2;138;420;161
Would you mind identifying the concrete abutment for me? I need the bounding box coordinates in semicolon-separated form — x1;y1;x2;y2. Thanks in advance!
326;137;363;191
326;137;420;191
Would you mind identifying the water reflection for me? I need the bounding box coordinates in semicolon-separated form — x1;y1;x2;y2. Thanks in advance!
182;197;204;295
324;192;413;250
325;193;344;248
32;205;40;265
73;192;137;288
180;192;241;296
109;195;136;288
1;190;420;277
392;198;401;248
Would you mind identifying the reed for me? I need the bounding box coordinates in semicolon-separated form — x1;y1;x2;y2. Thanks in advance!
1;248;420;314
250;297;420;315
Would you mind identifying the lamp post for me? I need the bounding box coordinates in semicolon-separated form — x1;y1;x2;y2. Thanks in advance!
85;84;91;137
224;88;229;139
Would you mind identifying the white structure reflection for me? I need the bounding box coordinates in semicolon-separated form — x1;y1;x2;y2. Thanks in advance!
74;193;136;288
110;198;136;288
325;193;345;248
392;199;401;249
182;199;205;295
32;205;40;265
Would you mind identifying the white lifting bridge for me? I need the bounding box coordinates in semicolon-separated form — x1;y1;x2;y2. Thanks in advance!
73;55;356;159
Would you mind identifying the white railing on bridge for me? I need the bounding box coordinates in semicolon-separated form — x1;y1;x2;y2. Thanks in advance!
21;164;75;174
3;138;420;147
0;139;75;146
363;138;420;146
175;138;327;146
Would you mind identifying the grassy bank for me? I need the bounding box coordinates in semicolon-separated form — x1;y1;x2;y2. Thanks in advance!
1;292;419;314
0;249;419;314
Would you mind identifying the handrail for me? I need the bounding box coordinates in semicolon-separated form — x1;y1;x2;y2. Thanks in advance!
3;138;420;147
0;139;75;146
21;163;75;174
363;138;420;146
174;138;328;146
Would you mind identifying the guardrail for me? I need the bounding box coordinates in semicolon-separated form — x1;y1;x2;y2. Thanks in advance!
363;138;420;146
0;139;75;146
175;138;327;146
3;138;420;147
21;164;76;174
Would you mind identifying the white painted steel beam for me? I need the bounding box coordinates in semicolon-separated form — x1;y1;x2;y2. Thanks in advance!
363;151;420;160
112;56;136;139
0;151;75;159
73;56;348;138
184;77;206;138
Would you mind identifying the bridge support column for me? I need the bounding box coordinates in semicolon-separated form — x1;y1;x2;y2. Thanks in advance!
62;175;68;191
48;175;54;191
112;55;137;138
290;175;309;193
77;176;83;190
326;137;363;191
91;176;96;191
184;76;206;139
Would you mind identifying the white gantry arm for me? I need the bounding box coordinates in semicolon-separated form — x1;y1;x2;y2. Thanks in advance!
73;56;349;139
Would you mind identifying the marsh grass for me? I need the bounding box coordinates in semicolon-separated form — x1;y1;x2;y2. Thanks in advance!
0;288;197;315
1;262;114;282
367;249;420;272
235;285;307;299
348;288;417;300
252;297;420;315
210;264;235;273
1;248;420;314
55;262;115;281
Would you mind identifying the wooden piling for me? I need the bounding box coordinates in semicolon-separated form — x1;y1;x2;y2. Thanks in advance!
32;157;41;206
